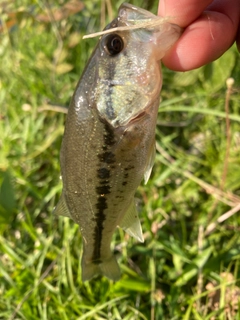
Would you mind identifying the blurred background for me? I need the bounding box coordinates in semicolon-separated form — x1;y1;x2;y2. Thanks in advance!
0;0;240;319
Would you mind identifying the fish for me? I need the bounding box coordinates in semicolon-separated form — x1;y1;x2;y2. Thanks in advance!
55;2;182;282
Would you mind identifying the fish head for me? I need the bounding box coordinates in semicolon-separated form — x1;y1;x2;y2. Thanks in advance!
89;3;182;127
117;3;181;59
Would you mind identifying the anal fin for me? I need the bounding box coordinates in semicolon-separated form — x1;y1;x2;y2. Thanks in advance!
118;200;144;243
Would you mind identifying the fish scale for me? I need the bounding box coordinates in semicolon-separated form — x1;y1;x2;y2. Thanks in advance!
55;3;182;281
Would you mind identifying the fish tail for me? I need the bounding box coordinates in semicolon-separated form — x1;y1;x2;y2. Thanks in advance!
100;256;121;281
81;255;121;282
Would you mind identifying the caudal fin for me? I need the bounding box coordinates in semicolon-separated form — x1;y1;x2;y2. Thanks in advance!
81;255;121;282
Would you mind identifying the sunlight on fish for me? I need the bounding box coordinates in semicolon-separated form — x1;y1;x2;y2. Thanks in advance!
55;2;182;282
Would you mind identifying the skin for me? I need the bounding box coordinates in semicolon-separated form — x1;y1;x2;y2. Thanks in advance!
158;0;240;71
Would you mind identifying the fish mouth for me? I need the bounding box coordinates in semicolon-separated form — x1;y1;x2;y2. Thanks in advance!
104;3;160;31
118;3;157;26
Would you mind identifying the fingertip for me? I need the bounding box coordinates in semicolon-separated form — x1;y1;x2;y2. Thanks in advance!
158;0;212;27
162;12;237;71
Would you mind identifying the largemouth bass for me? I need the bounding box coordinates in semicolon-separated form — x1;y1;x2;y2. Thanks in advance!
55;3;181;281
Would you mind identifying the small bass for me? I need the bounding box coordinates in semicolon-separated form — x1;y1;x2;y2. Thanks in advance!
55;3;181;281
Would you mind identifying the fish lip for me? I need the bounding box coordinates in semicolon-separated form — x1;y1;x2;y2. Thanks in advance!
118;3;157;22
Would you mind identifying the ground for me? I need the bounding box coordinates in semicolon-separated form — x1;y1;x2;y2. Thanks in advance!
0;1;240;319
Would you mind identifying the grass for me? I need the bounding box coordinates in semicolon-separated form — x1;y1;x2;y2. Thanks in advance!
0;0;240;319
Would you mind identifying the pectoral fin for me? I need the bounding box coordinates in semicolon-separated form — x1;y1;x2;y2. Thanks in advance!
144;141;156;184
54;193;71;218
118;200;144;243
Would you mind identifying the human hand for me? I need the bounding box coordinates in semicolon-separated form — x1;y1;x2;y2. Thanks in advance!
158;0;240;71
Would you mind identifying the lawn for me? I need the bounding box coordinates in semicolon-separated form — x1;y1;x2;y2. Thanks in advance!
0;1;240;319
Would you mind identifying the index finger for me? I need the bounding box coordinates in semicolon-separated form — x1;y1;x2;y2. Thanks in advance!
158;0;240;71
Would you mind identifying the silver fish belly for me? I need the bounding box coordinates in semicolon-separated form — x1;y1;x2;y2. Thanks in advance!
55;3;181;281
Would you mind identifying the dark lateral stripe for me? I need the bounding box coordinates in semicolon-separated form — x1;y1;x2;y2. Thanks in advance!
124;164;135;170
92;124;117;261
103;122;115;146
104;61;117;121
91;58;117;261
98;151;115;164
106;99;115;119
96;185;111;194
97;168;110;179
92;196;107;262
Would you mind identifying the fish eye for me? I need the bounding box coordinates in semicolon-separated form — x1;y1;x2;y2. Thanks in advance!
104;34;124;56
